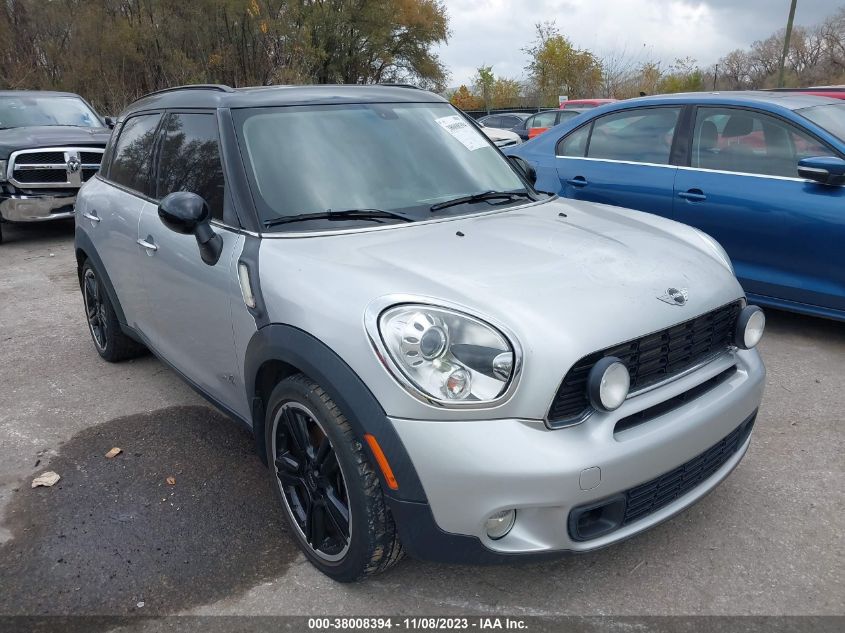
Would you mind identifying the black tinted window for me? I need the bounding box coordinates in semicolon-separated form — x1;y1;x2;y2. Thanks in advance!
157;113;225;220
482;116;501;127
109;114;161;195
587;107;681;164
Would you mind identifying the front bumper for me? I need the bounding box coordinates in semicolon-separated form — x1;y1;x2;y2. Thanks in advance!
390;348;765;560
0;193;76;222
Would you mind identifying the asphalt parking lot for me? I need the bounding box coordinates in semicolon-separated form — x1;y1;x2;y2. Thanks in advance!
0;220;842;618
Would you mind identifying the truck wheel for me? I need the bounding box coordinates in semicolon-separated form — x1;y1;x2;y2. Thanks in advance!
80;260;146;362
265;374;404;582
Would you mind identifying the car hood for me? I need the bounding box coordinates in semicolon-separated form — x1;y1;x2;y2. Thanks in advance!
0;126;111;158
260;196;744;418
482;127;520;143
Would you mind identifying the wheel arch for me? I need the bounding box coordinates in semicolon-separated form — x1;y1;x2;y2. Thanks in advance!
74;227;128;326
245;324;427;503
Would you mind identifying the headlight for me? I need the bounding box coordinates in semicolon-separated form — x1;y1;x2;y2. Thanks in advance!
0;160;7;182
696;230;733;274
377;304;518;405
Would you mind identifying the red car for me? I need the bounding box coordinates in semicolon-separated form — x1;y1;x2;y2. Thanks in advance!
559;98;617;109
764;86;845;100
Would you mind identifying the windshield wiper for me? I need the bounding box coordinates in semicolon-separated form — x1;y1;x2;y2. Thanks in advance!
430;190;533;212
263;208;414;229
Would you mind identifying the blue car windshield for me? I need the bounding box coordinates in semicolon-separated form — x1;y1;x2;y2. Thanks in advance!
0;96;101;129
797;103;845;143
233;102;528;230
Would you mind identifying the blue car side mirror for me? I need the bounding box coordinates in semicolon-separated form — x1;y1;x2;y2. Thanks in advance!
798;156;845;186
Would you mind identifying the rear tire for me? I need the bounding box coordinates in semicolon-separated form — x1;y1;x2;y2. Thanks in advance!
265;374;404;582
80;260;146;362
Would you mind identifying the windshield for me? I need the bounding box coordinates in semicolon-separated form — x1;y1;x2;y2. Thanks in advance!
797;103;845;142
0;96;102;129
233;102;528;231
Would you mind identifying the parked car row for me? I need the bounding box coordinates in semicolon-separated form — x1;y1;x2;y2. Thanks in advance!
506;90;845;322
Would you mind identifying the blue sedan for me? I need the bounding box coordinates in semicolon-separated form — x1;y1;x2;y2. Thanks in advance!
505;91;845;322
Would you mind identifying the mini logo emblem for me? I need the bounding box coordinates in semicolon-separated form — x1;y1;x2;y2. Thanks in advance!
658;287;689;306
66;156;81;173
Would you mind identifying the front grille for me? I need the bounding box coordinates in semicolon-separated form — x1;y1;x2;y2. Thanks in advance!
9;147;104;188
13;169;68;184
14;151;65;165
548;301;742;424
622;412;756;525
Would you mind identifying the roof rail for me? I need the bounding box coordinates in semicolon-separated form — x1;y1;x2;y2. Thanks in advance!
377;83;423;90
133;84;235;102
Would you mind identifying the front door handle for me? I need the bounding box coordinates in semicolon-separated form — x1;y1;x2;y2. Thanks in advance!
567;176;589;188
678;189;707;202
137;237;158;253
82;210;100;223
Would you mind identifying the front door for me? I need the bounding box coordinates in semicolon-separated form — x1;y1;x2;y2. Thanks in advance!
673;106;845;311
137;111;246;412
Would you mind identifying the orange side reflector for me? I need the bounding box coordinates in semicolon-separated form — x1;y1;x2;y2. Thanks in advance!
364;433;399;490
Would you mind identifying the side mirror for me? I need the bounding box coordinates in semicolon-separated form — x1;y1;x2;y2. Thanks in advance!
104;116;116;129
508;155;537;186
798;156;845;186
158;192;223;265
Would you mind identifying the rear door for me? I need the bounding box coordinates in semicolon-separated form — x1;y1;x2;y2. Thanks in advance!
673;106;845;311
136;110;247;413
88;112;162;332
554;106;682;218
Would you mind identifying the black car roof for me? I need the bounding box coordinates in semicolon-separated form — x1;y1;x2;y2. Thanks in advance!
124;84;447;117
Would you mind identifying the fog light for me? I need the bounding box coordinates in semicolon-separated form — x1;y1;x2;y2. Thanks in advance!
485;509;516;540
587;356;630;411
734;305;765;349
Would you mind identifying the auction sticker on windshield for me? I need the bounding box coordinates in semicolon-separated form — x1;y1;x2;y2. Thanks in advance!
435;115;488;151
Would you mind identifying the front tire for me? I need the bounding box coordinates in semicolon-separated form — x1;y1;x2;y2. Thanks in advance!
265;374;403;582
80;260;146;362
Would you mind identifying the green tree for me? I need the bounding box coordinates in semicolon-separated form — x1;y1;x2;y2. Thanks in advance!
473;65;495;113
523;22;602;107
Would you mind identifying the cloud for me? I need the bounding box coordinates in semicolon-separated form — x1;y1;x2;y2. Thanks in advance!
436;0;841;87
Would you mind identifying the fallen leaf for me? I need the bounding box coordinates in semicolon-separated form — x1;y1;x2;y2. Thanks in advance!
32;472;61;488
105;447;122;459
166;477;176;486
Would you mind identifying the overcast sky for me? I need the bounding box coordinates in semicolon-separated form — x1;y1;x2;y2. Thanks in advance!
436;0;841;87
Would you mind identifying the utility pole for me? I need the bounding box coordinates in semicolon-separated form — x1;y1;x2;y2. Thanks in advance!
777;0;798;88
713;64;718;90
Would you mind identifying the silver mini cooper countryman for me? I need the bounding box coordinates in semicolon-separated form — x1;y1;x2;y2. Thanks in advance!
75;84;766;582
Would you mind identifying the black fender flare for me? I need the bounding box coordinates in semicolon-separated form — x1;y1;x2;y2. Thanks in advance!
244;324;428;503
75;226;129;327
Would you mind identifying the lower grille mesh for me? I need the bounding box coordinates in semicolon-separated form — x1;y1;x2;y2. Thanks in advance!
622;413;756;525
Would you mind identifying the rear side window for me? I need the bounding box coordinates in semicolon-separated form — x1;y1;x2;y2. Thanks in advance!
557;124;590;157
692;107;833;178
108;113;162;195
156;112;226;220
587;107;681;164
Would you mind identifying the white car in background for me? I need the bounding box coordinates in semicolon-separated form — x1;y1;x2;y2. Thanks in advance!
479;123;522;148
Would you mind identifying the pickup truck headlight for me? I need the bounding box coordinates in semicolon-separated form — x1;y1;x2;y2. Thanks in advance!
0;160;7;182
376;305;519;405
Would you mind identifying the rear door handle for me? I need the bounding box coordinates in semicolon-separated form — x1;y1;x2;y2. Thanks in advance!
137;237;158;252
567;176;588;188
82;210;100;223
678;189;707;202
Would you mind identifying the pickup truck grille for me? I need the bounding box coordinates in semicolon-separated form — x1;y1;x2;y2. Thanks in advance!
547;301;743;426
9;147;104;189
